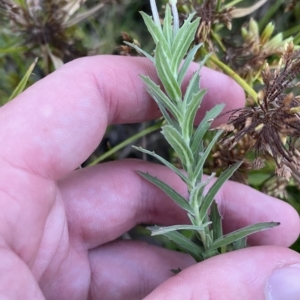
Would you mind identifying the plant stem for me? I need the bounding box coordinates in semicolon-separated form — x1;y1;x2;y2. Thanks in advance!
208;53;258;103
88;120;163;166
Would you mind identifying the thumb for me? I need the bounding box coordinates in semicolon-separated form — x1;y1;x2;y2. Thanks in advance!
144;246;300;300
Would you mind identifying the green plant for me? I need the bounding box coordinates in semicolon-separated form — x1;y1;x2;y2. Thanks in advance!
129;0;278;261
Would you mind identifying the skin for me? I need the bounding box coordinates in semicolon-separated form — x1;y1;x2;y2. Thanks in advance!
0;55;299;300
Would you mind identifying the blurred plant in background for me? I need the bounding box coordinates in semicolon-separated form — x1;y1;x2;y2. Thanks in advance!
1;0;299;251
0;0;153;102
1;0;107;69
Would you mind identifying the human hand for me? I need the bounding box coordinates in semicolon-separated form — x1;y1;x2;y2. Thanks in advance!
0;56;299;300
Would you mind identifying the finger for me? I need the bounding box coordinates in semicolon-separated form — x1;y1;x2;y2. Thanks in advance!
0;56;244;180
0;246;44;300
88;240;195;300
144;246;300;300
59;160;300;249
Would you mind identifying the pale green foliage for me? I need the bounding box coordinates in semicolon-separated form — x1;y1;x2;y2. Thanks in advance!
133;1;279;261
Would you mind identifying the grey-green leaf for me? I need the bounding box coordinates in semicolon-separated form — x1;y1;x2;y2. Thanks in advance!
183;68;201;105
193;130;223;182
133;146;190;184
140;11;171;57
209;222;280;250
163;4;173;45
177;43;203;86
191;104;225;154
232;237;247;250
155;43;182;102
210;201;223;241
138;171;194;215
123;41;154;62
148;224;210;235
182;90;206;139
171;14;199;73
156;102;177;127
181;53;211;104
152;229;202;260
199;161;243;221
189;182;206;209
141;75;182;120
162;125;194;167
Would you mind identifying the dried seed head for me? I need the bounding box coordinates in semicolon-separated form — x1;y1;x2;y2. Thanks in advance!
116;32;142;56
221;42;300;179
224;19;293;83
1;0;110;63
177;0;233;50
275;164;292;181
252;157;265;169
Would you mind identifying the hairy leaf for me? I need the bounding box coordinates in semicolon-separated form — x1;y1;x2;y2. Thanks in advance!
155;43;182;102
162;125;194;167
182;90;206;139
210;201;223;241
138;171;194;215
209;222;280;250
148;224;210;235
171;13;199;73
193;130;223;182
133;146;190;184
199;162;243;221
152;229;203;260
191;104;225;155
177;43;203;86
140;11;171;58
163;4;173;46
141;76;182;120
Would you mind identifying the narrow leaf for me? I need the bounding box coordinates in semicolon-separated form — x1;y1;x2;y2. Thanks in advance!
148;224;210;235
140;12;171;57
183;69;201;105
156;102;177;127
182;90;206;139
199;162;243;221
232;237;247;250
123;41;154;62
189;182;206;209
189;173;215;208
155;43;182;102
210;201;223;241
133;146;190;184
193;130;223;182
177;43;203;86
182;52;211;105
154;229;202;260
163;4;173;45
171;14;199;73
162;125;194;167
209;222;280;250
9;58;38;101
141;76;182;120
191;104;225;154
138;171;194;215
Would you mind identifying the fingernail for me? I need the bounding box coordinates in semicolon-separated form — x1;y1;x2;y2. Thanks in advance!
265;263;300;300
